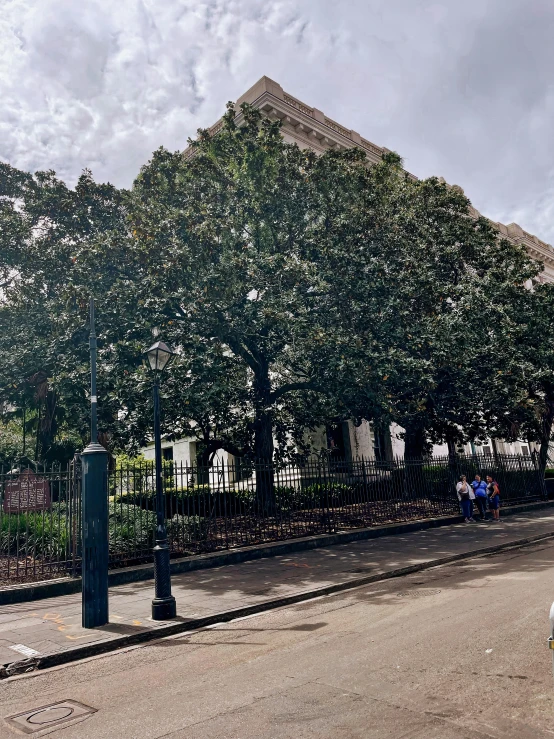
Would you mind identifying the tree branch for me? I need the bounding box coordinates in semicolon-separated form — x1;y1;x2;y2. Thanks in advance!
270;381;320;403
225;334;261;374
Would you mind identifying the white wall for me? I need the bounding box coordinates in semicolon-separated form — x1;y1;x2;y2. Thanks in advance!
351;420;373;458
139;426;537;472
142;437;197;467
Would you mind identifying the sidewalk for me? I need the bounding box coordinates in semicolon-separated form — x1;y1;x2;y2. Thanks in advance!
2;509;554;675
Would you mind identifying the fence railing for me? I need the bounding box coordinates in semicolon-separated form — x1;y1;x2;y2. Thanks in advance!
0;461;81;585
0;453;546;584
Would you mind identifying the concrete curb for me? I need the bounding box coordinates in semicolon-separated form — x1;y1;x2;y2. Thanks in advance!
1;499;553;607
2;525;554;678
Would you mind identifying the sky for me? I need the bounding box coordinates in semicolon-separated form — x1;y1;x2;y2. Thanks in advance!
2;0;553;243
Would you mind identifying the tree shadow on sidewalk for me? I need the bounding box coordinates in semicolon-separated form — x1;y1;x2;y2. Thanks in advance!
108;515;554;613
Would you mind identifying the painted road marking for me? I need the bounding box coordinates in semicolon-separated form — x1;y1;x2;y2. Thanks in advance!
9;644;40;658
43;612;65;623
41;611;89;640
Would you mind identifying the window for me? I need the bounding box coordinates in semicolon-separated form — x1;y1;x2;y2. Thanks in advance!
520;445;530;457
482;446;492;457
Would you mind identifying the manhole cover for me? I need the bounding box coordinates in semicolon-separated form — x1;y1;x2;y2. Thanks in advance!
5;700;96;734
396;589;442;599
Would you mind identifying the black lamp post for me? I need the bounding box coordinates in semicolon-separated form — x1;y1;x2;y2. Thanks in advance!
144;340;177;620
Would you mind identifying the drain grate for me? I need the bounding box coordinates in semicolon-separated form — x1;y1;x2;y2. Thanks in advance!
5;700;96;734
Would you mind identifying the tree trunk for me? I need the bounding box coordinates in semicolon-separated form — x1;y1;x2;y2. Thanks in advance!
445;434;459;491
35;397;41;462
196;438;214;486
253;412;275;511
252;370;275;511
404;425;426;461
539;397;554;473
35;389;58;462
403;424;426;501
253;409;273;459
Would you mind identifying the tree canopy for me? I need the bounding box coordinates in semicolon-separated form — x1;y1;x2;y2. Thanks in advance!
1;101;553;472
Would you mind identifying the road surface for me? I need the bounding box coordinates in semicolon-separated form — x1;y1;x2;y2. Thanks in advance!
2;538;554;737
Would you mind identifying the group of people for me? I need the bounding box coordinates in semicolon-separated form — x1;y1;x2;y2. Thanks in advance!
455;474;501;523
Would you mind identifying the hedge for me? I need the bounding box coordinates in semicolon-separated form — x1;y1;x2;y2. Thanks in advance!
0;503;71;558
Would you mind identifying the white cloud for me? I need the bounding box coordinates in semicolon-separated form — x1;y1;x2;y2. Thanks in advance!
1;0;553;243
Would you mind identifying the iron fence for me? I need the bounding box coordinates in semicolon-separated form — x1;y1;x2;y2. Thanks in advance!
0;460;81;584
0;453;546;584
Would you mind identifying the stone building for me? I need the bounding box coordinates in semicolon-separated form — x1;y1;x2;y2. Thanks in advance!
143;76;553;465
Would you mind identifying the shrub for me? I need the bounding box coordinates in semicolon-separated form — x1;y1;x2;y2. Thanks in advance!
0;503;71;558
1;512;30;555
108;500;156;555
270;485;302;512
112;484;256;517
298;482;354;508
110;457;151;498
167;514;209;549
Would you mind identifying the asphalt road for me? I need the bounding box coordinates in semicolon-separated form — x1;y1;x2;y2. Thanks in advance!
3;539;554;738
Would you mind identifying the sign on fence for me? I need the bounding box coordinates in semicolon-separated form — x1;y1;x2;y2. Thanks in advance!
3;469;51;512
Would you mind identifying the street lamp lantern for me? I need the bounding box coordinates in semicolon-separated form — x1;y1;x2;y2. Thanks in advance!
144;340;176;373
143;338;177;621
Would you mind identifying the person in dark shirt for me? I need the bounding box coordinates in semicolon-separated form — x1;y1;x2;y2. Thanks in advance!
486;475;500;521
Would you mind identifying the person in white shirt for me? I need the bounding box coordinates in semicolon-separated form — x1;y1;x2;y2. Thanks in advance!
456;475;475;522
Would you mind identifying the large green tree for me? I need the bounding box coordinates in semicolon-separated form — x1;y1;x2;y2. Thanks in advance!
308;160;542;459
1;100;551;482
0;164;127;461
1;107;372;473
107;104;392;466
496;283;554;470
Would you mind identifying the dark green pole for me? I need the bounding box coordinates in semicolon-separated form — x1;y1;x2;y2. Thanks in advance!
82;298;109;628
151;376;176;620
22;398;26;458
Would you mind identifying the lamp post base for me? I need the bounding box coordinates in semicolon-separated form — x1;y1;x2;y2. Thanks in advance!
152;596;177;621
152;543;176;620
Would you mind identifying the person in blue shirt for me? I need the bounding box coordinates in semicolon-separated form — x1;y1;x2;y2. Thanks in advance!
471;474;489;520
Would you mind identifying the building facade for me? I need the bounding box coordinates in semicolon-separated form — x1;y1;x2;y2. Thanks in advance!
143;76;553;464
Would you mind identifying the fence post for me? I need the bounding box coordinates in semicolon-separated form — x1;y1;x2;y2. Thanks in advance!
81;298;109;629
81;442;109;628
361;457;368;499
70;454;82;578
531;450;549;501
323;456;334;535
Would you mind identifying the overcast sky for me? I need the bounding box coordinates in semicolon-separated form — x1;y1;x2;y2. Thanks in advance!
2;0;553;242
